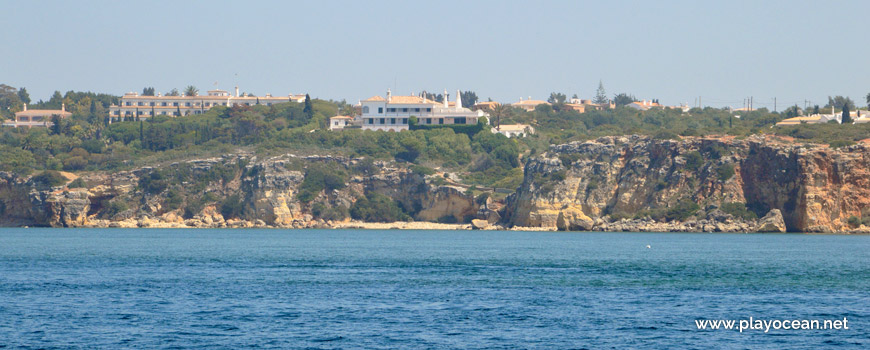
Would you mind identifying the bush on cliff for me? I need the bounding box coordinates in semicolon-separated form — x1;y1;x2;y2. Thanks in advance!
311;201;348;221
716;163;735;181
350;192;410;222
684;151;703;171
665;200;700;222
30;170;67;190
220;194;245;219
720;202;757;220
296;163;347;203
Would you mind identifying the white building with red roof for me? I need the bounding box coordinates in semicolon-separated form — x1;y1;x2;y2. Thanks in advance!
357;89;488;131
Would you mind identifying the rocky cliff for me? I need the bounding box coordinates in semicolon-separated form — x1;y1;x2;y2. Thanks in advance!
503;135;870;233
0;154;482;228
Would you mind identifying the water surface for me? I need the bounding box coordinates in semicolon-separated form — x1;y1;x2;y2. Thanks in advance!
1;229;868;349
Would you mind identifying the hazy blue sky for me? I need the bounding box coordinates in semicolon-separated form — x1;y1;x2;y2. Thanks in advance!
3;0;869;109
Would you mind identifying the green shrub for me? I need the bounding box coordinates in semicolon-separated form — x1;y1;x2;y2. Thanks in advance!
350;192;410;222
665;200;700;221
720;202;757;220
220;194;244;219
296;163;347;202
652;130;679;140
30;171;67;190
311;201;348;221
829;140;855;149
684;151;703;171
716;163;735;181
164;188;184;211
104;200;129;218
550;169;567;182
139;171;168;195
67;177;87;189
847;215;861;228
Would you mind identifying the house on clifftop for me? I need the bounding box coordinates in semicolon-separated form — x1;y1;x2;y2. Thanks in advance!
357;89;488;131
2;104;72;128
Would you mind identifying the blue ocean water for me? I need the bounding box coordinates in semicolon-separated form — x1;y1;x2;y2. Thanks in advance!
0;229;867;349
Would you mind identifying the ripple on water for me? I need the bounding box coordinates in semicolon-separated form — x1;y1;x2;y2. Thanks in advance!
0;229;868;349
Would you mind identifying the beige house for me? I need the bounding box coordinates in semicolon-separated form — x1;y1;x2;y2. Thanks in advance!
472;101;500;111
494;124;534;137
108;87;306;121
776;114;840;126
3;104;72;128
510;98;550;111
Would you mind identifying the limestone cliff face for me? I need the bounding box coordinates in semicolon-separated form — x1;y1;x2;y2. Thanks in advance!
0;154;480;228
503;135;870;232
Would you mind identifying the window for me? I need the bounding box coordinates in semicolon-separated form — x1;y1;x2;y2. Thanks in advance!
185;102;191;107
387;108;395;113
426;108;432;112
379;118;385;124
137;102;144;106
363;106;370;114
454;117;466;124
161;102;167;106
438;119;444;124
367;118;373;124
402;108;408;112
414;108;420;112
402;118;408;124
378;107;383;114
150;102;155;106
125;102;131;106
426;118;432;124
173;102;178;106
390;118;396;124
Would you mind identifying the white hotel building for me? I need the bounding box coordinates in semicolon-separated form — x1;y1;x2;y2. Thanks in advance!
108;87;306;120
359;89;488;131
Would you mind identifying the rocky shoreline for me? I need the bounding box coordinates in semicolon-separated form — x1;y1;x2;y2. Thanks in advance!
4;135;870;234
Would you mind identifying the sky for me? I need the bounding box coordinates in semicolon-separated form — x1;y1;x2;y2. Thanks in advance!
2;0;869;109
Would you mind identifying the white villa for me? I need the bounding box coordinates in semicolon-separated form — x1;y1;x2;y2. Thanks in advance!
358;89;488;131
108;87;306;121
329;115;355;130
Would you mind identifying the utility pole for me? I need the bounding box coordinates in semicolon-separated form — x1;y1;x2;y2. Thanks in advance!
750;96;753;111
774;97;777;112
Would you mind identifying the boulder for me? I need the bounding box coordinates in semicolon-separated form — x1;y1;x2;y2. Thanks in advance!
556;208;594;231
471;219;490;230
755;209;787;233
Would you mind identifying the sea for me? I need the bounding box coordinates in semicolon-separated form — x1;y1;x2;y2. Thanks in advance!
0;228;867;349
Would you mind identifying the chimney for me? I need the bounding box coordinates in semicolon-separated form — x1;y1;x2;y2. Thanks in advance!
387;88;392;103
235;86;239;97
456;89;462;109
23;103;26;111
443;89;448;108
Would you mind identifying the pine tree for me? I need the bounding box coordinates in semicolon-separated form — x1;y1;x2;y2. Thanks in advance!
842;104;852;124
303;94;313;117
593;81;608;104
